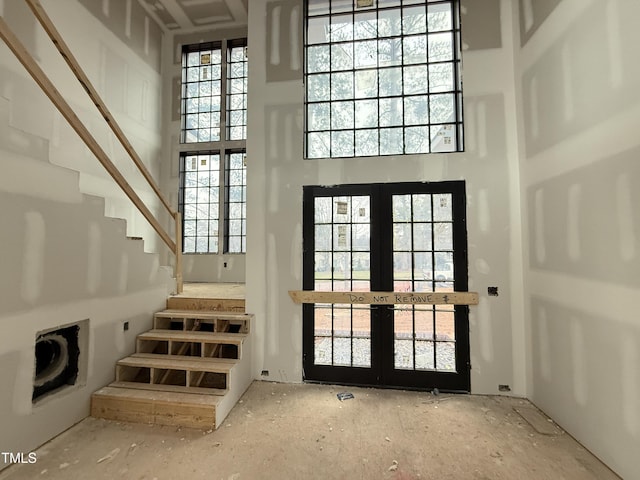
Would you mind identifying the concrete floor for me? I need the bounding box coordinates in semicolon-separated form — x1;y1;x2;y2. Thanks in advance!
0;381;619;480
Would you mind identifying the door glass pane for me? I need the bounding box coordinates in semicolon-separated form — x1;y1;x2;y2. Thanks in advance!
392;194;411;221
395;338;413;369
433;223;452;250
393;252;412;281
436;309;455;341
353;338;371;367
315;224;332;250
433;193;452;220
393;224;412;251
333;337;351;366
413;223;432;251
415;308;433;340
413;252;432;281
315;197;332;223
435;342;455;371
353;307;371;366
351;196;370;222
412;194;432;221
415;340;435;369
315;336;332;365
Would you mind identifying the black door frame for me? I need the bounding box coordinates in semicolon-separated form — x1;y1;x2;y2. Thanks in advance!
302;181;470;392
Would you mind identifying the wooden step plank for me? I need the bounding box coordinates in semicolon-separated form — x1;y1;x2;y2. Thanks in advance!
138;329;246;344
118;353;237;372
109;381;227;397
91;386;217;429
155;310;252;321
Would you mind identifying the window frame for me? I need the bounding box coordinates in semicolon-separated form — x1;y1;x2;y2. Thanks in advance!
178;39;248;255
303;0;464;159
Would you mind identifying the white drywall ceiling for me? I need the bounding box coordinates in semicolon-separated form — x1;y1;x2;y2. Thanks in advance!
139;0;248;31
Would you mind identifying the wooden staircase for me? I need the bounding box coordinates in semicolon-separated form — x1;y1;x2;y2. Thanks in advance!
91;295;253;430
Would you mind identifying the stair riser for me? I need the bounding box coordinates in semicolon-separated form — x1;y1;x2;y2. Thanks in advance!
116;365;228;390
153;317;249;334
137;339;241;359
91;394;216;429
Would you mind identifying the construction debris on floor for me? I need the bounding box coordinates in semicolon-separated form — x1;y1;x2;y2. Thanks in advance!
0;381;620;480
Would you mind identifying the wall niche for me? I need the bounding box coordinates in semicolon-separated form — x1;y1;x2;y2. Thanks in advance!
33;319;88;403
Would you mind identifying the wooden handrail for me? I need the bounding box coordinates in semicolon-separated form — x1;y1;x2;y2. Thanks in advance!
0;15;176;254
24;0;176;218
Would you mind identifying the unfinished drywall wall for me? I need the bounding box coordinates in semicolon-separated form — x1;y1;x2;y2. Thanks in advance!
515;0;640;478
0;0;171;469
158;27;248;283
246;0;526;395
78;0;163;72
0;0;168;252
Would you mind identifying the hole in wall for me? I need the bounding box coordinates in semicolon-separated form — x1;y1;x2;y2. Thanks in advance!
33;324;81;403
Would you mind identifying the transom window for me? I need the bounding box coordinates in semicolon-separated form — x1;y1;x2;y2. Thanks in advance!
179;40;247;254
181;40;248;143
182;45;223;143
304;0;463;158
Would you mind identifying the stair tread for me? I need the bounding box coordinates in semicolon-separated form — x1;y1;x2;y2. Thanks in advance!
118;353;237;372
155;309;252;320
109;381;227;397
93;385;221;406
139;329;246;343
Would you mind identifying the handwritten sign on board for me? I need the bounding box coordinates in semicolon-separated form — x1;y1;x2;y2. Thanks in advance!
288;290;479;306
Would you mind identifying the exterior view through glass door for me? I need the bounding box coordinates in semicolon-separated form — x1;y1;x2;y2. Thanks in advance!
302;181;470;391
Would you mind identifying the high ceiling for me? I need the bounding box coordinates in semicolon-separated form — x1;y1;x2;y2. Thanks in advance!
139;0;248;31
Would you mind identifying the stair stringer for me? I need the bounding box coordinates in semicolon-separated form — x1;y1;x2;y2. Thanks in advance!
214;322;254;428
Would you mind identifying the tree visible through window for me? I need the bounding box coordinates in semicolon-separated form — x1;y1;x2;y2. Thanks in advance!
304;0;463;158
179;40;247;254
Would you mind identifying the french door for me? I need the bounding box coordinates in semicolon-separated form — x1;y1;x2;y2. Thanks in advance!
302;181;470;391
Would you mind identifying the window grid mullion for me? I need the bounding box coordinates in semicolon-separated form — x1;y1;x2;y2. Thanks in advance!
430;194;437;369
219;147;227;254
410;197;417;370
220;39;229;143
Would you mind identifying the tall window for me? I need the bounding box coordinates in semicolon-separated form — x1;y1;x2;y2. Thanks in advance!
304;0;463;158
180;152;221;253
179;40;247;254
